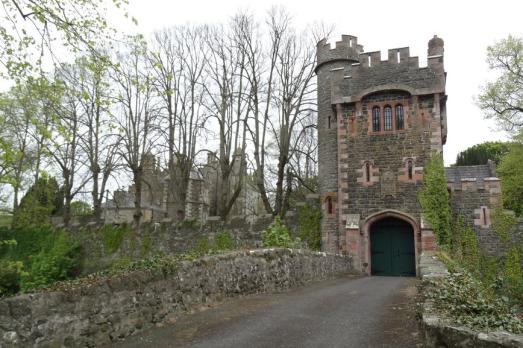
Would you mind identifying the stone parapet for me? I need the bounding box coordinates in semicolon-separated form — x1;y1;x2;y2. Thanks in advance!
0;249;352;347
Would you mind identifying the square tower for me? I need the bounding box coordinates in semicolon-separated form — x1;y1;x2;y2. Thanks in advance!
315;35;447;275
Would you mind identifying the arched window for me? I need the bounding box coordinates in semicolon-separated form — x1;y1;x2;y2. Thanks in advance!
326;196;333;214
372;107;380;132
365;162;371;182
396;105;404;130
407;159;413;180
384;106;392;131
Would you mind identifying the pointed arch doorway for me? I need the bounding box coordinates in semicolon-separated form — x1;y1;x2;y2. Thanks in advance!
370;217;415;276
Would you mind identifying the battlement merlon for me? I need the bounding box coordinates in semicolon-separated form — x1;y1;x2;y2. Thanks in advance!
316;35;445;72
316;35;363;72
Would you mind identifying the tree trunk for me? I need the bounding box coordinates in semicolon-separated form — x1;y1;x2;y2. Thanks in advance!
133;167;143;228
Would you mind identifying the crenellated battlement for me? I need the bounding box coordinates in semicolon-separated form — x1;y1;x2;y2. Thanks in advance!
316;35;363;71
356;47;419;68
316;34;444;74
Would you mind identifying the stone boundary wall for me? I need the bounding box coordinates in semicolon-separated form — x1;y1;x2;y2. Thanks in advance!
0;248;352;347
419;253;523;347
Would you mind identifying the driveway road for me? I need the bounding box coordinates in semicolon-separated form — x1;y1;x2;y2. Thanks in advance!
108;276;422;348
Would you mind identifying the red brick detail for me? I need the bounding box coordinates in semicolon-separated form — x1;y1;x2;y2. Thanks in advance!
421;229;436;252
322;192;337;216
474;206;491;228
366;98;410;135
356;160;379;186
398;157;423;183
345;228;361;269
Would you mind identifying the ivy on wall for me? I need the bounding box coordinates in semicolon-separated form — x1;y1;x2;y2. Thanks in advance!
417;152;451;247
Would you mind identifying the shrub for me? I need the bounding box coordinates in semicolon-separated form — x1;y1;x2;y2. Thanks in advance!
214;231;234;251
100;224;130;255
295;203;321;250
503;247;523;301
21;231;80;291
0;260;25;296
428;272;523;333
262;217;293;248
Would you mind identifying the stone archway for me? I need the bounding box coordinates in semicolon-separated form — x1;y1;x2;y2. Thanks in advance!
362;210;420;276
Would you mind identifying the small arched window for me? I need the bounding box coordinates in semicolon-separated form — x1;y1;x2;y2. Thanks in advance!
384;106;392;131
365;162;371;182
396;105;404;130
407;159;414;180
372;107;380;132
326;196;333;214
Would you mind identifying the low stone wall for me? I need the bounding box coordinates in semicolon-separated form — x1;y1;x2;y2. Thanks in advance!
0;248;352;347
419;252;523;347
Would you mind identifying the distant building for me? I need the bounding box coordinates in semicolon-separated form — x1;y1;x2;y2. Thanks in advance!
103;151;263;224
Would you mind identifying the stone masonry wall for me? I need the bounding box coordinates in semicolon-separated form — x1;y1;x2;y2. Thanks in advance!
0;249;352;347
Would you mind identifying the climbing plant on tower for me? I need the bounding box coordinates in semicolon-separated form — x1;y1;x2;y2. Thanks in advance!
417;152;451;247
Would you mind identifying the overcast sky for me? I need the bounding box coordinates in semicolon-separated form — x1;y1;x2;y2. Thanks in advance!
115;0;522;165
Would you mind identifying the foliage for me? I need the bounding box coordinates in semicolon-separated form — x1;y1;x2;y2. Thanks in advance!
0;260;26;296
455;141;510;166
490;204;517;241
503;247;523;301
12;175;62;229
478;35;523;135
497;142;523;216
99;224;130;255
427;272;523;333
0;0;130;79
0;214;12;228
180;218;200;230
295;203;321;250
450;215;480;272
417;153;451;247
262;217;294;248
70;200;93;217
214;231;234;251
21;231;81;290
0;225;55;263
140;230;152;258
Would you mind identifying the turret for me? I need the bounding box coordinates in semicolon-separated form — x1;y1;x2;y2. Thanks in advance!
427;35;444;70
315;35;363;72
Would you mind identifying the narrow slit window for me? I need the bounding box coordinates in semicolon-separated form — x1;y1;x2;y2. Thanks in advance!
397;50;401;63
407;159;413;180
396;105;404;130
372;107;380;132
384;106;392;131
482;207;487;225
365;162;371;182
327;197;333;214
328;116;331;129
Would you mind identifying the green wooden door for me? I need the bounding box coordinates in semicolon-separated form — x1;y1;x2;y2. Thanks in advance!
370;218;415;276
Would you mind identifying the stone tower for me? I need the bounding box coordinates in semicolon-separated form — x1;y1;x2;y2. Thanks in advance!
316;35;447;275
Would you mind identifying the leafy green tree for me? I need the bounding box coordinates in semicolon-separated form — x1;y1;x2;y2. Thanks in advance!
0;0;131;79
12;174;62;228
418;153;451;247
455;141;510;166
478;35;523;136
70;201;93;217
497;141;523;216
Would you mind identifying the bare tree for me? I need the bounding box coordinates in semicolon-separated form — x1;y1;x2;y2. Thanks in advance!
239;8;319;217
112;36;160;227
48;66;91;225
149;26;208;220
202;24;249;219
74;52;119;221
